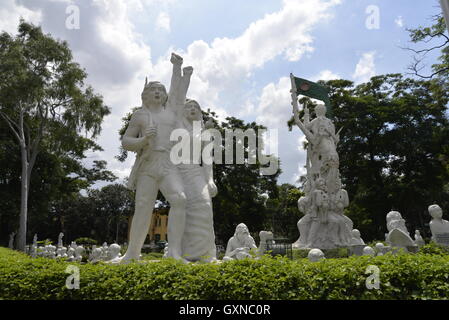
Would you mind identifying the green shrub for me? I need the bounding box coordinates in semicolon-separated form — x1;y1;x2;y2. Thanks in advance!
141;252;164;260
74;238;97;246
1;246;449;300
292;247;349;259
418;242;449;255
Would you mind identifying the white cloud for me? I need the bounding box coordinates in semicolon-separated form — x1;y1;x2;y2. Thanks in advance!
311;69;340;82
256;77;291;129
0;0;42;33
352;51;376;83
395;16;404;28
1;0;341;187
155;11;170;32
148;0;340;122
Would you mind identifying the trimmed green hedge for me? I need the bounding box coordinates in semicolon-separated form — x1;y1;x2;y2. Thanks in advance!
1;246;449;300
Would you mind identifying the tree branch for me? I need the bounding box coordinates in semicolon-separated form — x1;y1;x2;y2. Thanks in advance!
0;110;22;144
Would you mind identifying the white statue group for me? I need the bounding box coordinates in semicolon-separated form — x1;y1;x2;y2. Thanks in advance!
120;53;217;263
11;54;449;263
287;73;449;257
28;233;85;262
27;232;124;263
289;74;354;250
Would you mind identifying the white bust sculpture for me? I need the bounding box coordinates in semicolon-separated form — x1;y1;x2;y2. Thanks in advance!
67;247;75;261
89;248;103;263
308;248;325;262
74;246;85;262
428;204;449;245
100;243;109;260
362;246;375;256
385;210;415;249
56;246;68;258
47;245;57;259
223;223;257;261
350;229;365;245
375;243;385;256
106;244;122;263
257;231;274;256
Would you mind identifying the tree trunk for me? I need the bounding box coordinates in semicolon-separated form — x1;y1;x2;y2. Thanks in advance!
17;146;29;252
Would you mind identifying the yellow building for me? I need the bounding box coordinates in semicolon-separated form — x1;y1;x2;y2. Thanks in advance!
127;207;169;243
149;207;169;242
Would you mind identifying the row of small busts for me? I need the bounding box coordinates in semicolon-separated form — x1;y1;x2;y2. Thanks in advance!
307;243;397;262
89;243;122;263
27;241;123;263
29;243;85;262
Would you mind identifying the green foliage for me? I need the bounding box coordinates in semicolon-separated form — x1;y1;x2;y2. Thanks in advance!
2;246;449;300
292;248;349;259
141;252;164;260
418;242;449;256
74;238;97;246
0;21;115;247
55;183;134;244
406;14;449;79
266;184;303;240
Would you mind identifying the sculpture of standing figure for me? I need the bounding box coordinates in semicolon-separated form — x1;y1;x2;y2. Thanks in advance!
289;73;354;250
31;234;38;258
174;99;218;262
57;232;64;248
414;230;425;247
119;53;192;263
8;232;15;249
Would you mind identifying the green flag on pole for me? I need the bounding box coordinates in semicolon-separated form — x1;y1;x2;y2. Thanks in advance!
292;76;332;117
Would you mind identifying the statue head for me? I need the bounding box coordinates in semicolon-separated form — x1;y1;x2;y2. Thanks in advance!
315;104;326;117
75;246;85;256
308;248;325;262
259;231;273;243
352;229;361;238
92;248;102;258
386;210;402;223
428;204;443;219
109;243;121;257
314;178;326;191
375;242;385;249
235;223;250;239
141;80;168;107
184;99;203;122
362;246;375;256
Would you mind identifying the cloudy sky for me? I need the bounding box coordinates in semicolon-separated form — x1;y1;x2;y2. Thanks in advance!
0;0;444;187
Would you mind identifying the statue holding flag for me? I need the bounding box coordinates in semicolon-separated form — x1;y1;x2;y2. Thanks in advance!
290;74;354;249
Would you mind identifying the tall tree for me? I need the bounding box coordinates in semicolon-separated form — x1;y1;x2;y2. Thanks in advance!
0;21;110;250
266;183;303;241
